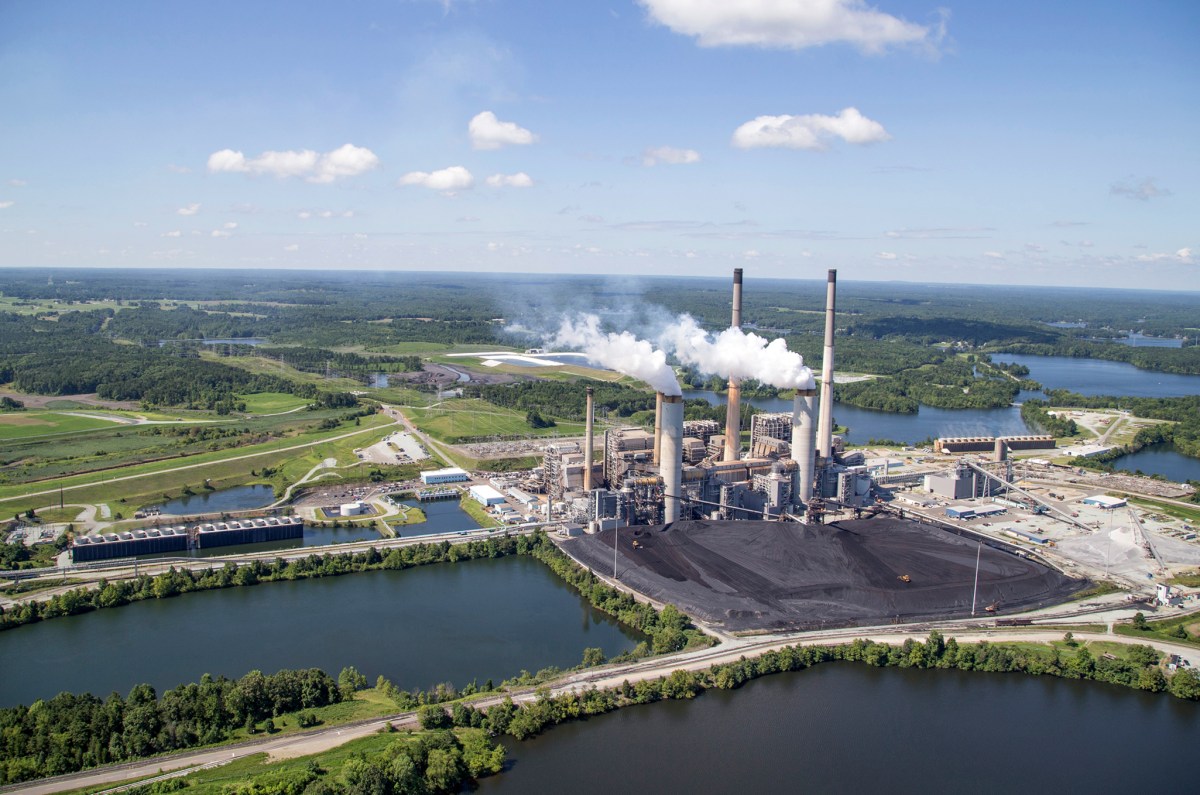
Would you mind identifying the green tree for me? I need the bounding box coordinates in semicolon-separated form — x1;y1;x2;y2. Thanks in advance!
338;666;368;696
423;747;466;793
581;647;606;668
1132;612;1148;631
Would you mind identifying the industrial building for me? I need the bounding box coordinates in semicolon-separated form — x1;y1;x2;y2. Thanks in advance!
935;435;1056;455
469;484;507;506
71;516;304;562
420;467;470;485
542;268;876;531
1083;494;1127;509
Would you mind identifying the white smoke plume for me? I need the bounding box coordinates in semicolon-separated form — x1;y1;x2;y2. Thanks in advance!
551;314;681;396
661;315;816;390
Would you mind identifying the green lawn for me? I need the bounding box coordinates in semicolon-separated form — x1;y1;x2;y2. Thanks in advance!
239;392;311;413
406;400;586;443
1115;611;1200;648
1129;498;1200;524
0;411;128;440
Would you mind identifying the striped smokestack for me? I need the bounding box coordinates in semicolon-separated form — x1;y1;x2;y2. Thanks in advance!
817;269;836;460
723;267;743;462
584;386;594;491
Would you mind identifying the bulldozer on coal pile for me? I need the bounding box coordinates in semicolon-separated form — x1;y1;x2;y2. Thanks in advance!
897;574;911;583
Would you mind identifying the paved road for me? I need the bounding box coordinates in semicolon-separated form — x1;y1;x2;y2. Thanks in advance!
4;624;1195;795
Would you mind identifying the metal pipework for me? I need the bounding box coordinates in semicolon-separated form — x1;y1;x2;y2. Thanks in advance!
816;269;837;460
791;388;817;505
584;387;595;491
661;394;684;523
723;267;743;462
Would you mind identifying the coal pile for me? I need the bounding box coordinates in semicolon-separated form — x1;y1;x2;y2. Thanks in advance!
564;516;1087;632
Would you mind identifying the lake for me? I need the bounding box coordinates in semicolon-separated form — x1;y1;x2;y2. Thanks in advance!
996;354;1200;398
393;498;483;537
0;556;642;707
683;390;1036;446
156;484;276;515
1110;443;1200;484
477;662;1199;794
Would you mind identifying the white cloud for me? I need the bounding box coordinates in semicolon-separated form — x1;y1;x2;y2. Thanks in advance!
743;249;760;259
639;0;943;54
211;229;231;238
133;221;148;228
1177;247;1192;260
207;144;378;183
7;179;26;187
177;203;201;216
223;222;238;230
876;251;897;260
485;172;534;188
298;211;313;220
468;111;538;150
1111;176;1170;201
1141;248;1195;263
642;146;701;166
0;201;14;210
983;251;1005;259
399;166;474;193
732;108;890;150
284;244;300;252
162;230;182;238
167;163;192;174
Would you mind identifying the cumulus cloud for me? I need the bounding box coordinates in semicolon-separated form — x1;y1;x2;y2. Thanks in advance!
1137;248;1194;263
876;251;897;260
469;111;538;150
639;0;943;54
207;144;378;183
983;251;1005;259
399;166;474;193
223;222;238;230
161;230;182;238
485;172;534;188
211;229;231;238
732;107;890;150
284;244;300;252
642;146;701;166
177;203;201;216
1111;176;1171;201
0;201;14;210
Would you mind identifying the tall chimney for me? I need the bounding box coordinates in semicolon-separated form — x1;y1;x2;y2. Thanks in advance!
791;388;817;505
723;268;743;462
653;391;663;465
584;387;595;491
661;395;684;523
817;269;837;460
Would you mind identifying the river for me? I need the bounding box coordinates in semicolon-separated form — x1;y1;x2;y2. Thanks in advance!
0;556;642;707
476;663;1198;794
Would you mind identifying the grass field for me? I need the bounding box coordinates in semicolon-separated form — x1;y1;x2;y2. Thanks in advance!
239;392;311;414
1114;611;1200;649
406;400;586;443
0;411;123;440
0;413;398;515
1129;498;1200;524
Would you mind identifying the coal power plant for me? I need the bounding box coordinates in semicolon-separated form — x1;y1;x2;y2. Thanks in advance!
539;269;1088;626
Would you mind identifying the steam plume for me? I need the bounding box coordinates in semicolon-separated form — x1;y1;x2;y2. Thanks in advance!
551;315;682;396
662;315;816;390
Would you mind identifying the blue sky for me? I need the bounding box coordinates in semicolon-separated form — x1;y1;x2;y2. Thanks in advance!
0;0;1196;289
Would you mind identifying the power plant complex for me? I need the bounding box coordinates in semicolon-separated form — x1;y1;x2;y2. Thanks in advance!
542;268;875;530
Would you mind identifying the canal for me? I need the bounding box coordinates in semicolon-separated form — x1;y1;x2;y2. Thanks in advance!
477;663;1198;794
0;556;642;707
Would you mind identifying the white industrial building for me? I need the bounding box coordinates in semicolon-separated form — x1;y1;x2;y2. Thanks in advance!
1082;494;1127;509
469;484;506;506
420;467;470;485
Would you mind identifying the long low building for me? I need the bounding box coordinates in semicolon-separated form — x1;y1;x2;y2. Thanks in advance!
469;484;506;506
935;435;1056;454
420;466;470;485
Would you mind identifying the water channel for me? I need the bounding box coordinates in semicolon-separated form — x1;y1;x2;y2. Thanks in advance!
392;498;482;538
0;556;642;707
476;663;1198;794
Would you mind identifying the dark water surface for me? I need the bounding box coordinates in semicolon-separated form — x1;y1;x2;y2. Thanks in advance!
1110;443;1200;483
393;498;482;537
0;557;641;707
477;663;1199;794
157;484;275;515
998;354;1200;397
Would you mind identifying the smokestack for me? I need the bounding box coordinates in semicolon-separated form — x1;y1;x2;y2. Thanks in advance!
994;438;1008;463
791;388;817;505
584;387;595;491
817;269;837;460
723;268;743;462
661;395;684;523
653;391;663;465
